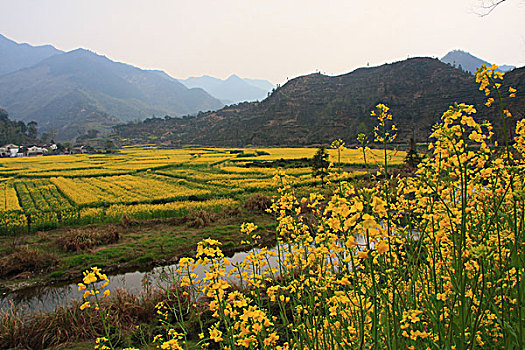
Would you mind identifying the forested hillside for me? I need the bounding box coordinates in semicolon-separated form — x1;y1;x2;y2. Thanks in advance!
113;58;525;146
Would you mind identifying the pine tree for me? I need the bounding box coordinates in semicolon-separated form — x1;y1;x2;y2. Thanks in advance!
311;147;330;186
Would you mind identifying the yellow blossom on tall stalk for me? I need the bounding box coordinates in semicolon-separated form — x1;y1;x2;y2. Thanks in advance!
331;139;346;177
78;267;115;349
372;103;397;144
79;65;525;350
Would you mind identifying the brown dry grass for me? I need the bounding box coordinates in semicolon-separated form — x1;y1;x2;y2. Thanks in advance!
0;247;58;279
0;286;184;350
55;227;121;252
243;194;272;212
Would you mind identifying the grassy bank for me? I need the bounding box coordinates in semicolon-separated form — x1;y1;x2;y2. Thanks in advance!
0;203;276;292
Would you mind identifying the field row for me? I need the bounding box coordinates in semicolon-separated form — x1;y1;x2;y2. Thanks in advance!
0;198;239;234
0;148;405;177
2;166;369;212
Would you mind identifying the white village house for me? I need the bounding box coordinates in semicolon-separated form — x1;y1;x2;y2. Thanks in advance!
0;144;20;157
26;145;48;156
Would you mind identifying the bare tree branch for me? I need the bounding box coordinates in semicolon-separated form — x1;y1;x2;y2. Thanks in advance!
477;0;507;16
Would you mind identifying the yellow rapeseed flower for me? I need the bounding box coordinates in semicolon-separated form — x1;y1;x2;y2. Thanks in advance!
358;250;369;259
83;272;97;285
209;327;223;342
377;241;389;254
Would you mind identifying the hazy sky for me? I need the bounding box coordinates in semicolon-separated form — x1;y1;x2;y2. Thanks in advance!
0;0;524;84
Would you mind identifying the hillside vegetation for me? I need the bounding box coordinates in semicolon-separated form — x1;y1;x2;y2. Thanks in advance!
113;58;525;147
0;109;39;145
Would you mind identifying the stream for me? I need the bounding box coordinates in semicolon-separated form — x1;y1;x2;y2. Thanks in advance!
0;232;381;315
0;247;281;315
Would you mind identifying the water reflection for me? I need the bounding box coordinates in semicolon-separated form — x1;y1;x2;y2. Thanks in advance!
0;231;412;315
0;246;279;315
0;270;164;314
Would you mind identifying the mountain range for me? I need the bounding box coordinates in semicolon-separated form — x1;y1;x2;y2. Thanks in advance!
179;75;274;104
440;50;515;74
0;33;63;76
113;57;525;147
0;34;223;140
0;34;522;145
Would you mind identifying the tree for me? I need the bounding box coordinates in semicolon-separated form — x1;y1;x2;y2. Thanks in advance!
311;147;330;186
404;137;422;168
27;121;38;140
104;139;117;153
87;129;100;138
40;131;53;144
61;142;72;153
0;110;37;145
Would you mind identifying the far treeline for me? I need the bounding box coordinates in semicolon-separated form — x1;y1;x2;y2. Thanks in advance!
112;58;525;147
0;108;39;145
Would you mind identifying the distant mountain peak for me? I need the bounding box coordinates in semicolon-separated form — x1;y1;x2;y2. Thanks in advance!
227;74;242;80
180;74;274;104
66;48;109;60
0;32;63;76
0;43;223;140
441;49;514;74
0;33;62;52
69;47;93;54
448;49;467;54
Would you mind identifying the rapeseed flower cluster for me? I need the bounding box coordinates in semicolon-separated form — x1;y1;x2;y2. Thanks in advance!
174;67;523;349
78;267;115;349
80;66;525;349
78;266;110;311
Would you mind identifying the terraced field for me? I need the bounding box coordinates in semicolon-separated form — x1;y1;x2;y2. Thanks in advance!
0;147;404;234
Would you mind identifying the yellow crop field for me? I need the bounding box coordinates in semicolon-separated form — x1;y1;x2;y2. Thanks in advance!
104;198;239;220
222;147;406;165
217;166;274;174
207;178;276;190
50;175;211;206
330;147;406;165
14;179;72;212
0;179;21;211
0;146;398;234
157;168;270;182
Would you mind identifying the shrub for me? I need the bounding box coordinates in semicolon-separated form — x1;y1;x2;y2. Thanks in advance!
243;193;272;212
186;210;216;228
55;227;120;252
0;247;58;278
